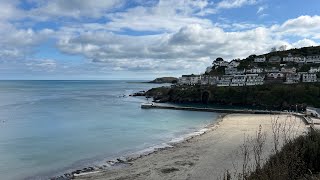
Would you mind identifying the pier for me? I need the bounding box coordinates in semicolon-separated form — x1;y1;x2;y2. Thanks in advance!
141;103;285;114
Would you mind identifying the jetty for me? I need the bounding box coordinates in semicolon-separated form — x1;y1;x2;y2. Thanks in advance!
141;103;285;114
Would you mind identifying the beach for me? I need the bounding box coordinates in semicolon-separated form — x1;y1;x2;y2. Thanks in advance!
76;113;308;180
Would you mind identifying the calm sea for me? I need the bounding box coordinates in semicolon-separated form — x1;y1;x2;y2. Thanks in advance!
0;80;219;180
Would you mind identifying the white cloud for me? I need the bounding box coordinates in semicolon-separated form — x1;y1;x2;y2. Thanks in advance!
105;0;213;32
272;15;320;39
257;5;267;14
29;0;123;19
292;38;318;48
216;0;258;10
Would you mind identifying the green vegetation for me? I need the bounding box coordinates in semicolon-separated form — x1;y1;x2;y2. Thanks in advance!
147;83;320;109
247;130;320;180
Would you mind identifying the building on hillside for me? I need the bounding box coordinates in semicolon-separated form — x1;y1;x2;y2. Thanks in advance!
217;75;233;87
301;73;317;83
228;60;240;68
200;75;219;85
178;75;201;85
246;74;264;86
212;59;229;67
246;67;263;74
230;75;246;86
309;67;320;73
281;67;297;74
306;55;320;64
225;67;245;75
285;73;301;84
283;53;303;62
268;56;281;63
265;72;285;84
264;67;280;73
254;56;266;63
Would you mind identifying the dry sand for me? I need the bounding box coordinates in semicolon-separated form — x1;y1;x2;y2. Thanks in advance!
76;114;308;180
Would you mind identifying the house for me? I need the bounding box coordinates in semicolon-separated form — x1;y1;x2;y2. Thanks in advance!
246;74;264;86
285;73;300;84
265;72;285;84
306;55;320;64
178;75;201;85
212;59;229;67
254;56;266;63
306;107;320;118
283;53;303;62
309;67;320;73
217;75;232;87
246;67;263;74
267;72;285;79
201;75;219;85
228;60;240;68
268;56;281;63
230;75;246;86
281;67;297;74
225;67;245;75
301;73;317;83
264;67;279;73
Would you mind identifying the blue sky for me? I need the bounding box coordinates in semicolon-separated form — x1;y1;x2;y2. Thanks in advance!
0;0;320;80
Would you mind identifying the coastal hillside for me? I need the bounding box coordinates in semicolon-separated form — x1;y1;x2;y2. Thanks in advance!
146;83;320;110
146;45;320;109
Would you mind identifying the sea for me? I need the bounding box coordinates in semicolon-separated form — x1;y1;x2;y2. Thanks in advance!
0;80;219;180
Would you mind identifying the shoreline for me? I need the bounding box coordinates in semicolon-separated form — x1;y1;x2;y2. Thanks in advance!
49;114;226;180
74;113;308;180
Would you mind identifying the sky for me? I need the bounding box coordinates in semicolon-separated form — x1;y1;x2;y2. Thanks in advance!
0;0;320;80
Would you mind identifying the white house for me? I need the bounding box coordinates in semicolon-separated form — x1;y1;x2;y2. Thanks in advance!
228;60;240;68
267;72;285;79
178;75;201;85
281;67;297;74
225;67;245;75
268;56;281;63
246;67;263;74
217;75;232;87
301;73;317;83
309;67;320;73
246;74;264;86
230;75;246;86
201;75;219;85
254;56;266;63
283;54;303;62
306;55;320;64
264;67;279;73
285;73;300;84
213;59;229;67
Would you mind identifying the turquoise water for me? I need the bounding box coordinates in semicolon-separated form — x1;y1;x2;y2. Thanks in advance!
0;81;219;180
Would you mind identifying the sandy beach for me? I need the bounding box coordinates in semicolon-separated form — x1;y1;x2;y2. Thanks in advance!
76;113;308;180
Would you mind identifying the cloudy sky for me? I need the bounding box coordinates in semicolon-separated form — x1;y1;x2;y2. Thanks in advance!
1;0;320;80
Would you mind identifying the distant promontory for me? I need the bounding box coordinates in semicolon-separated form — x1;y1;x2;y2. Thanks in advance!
148;77;178;84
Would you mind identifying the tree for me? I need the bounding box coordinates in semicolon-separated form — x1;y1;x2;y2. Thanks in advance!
270;47;277;52
216;57;224;62
279;45;287;51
